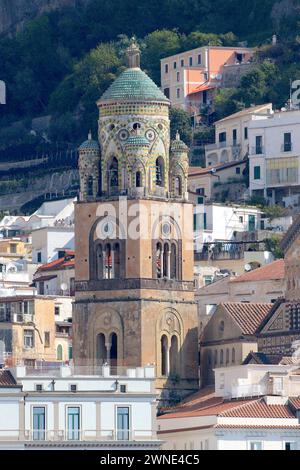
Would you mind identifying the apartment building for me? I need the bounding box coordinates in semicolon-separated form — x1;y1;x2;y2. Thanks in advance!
0;364;160;450
158;363;300;450
161;46;254;115
0;296;57;366
205;104;273;166
249;108;300;206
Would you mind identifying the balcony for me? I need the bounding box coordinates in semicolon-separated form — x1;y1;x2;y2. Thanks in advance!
13;314;34;323
0;429;158;443
281;143;293;153
250;146;265;156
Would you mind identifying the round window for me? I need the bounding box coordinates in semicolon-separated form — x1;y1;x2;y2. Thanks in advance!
118;129;129;141
145;129;156;141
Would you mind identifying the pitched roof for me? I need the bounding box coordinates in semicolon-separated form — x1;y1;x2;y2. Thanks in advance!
188;159;246;177
242;351;274;365
188;83;215;96
230;259;285;283
220;302;273;335
215;104;272;124
0;370;18;387
219;398;295;419
36;254;75;273
159;392;298;422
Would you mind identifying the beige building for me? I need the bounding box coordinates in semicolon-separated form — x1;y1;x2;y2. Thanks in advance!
205;104;273;166
197;259;285;334
200;302;272;386
160;46;254;114
0;296;57;366
188;160;247;203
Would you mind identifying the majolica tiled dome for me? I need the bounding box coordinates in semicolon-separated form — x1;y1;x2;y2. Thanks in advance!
125;134;150;147
79;134;100;151
170;132;189;153
100;68;169;103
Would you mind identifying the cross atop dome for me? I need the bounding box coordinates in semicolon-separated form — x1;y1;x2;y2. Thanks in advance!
126;37;141;69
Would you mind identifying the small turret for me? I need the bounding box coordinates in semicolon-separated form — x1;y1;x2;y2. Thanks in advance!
169;131;189;200
78;131;100;201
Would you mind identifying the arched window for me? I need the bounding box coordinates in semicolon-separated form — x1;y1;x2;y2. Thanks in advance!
114;243;120;278
97;333;107;365
87;176;93;197
156;157;164;187
175;176;182;196
104;244;112;279
135;171;142;188
156;242;163;279
108;157;119;191
232;348;236;364
57;344;63;361
170;243;177;279
226;348;229;364
96;244;103;280
133;122;141;130
163;243;169;278
170;335;179;374
161;335;168;376
110;332;118;369
220;349;224;365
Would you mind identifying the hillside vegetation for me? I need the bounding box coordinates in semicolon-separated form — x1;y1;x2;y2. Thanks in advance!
0;0;300;149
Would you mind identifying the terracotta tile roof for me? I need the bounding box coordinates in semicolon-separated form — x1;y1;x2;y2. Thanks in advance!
221;302;273;335
36;254;75;273
289;398;300;410
158;393;256;420
215;424;300;429
188;83;215;96
220;398;295;419
0;370;17;387
230;259;285;283
188;160;245;177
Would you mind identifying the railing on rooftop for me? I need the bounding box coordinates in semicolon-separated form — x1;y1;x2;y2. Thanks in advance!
194;240;267;261
0;429;157;442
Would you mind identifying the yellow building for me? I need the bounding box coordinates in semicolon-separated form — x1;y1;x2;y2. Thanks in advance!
0;296;57;366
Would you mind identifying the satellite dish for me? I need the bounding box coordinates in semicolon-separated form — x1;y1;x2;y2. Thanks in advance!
211;168;216;174
61;282;68;292
244;264;252;272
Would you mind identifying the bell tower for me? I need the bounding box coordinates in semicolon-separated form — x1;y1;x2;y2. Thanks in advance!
73;42;198;400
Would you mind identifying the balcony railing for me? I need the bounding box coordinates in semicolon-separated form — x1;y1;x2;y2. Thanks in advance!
194;240;267;261
250;146;265;155
281;143;293;153
0;429;157;442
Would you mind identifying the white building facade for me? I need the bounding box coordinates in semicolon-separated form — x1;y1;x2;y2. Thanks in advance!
249;108;300;206
0;365;161;450
158;364;300;450
205;104;273;166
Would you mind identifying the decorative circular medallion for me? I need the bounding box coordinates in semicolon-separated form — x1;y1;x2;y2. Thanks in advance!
118;129;129;141
98;220;115;238
103;314;111;326
162;222;171;236
145;129;156;141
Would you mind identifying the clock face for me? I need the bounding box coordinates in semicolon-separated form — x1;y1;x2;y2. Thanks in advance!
145;129;156;142
118;129;129;141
